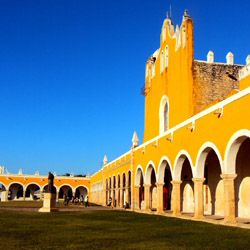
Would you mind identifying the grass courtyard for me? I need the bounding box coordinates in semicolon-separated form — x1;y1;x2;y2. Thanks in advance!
0;206;250;249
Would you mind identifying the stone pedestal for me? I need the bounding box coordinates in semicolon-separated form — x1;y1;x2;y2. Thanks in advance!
193;178;205;219
171;180;182;216
39;193;58;213
157;183;164;213
221;174;237;223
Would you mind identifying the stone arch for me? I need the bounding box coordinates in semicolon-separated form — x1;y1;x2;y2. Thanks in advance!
224;129;250;174
145;161;157;210
58;185;73;199
174;151;194;213
195;142;224;178
75;186;88;199
159;95;170;134
224;130;250;218
135;165;144;186
158;156;173;211
158;156;173;183
197;146;224;216
173;150;194;181
145;161;157;185
8;182;24;200
25;183;41;200
135;166;144;209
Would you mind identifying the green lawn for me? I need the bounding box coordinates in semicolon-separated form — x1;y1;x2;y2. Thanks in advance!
0;209;250;250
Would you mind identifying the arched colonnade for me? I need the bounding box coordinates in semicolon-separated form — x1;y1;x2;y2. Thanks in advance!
133;130;250;222
105;171;132;208
0;182;88;202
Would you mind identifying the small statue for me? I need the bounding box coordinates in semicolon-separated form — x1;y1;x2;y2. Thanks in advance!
47;172;56;194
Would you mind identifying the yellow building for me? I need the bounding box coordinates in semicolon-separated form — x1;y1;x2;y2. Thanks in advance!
89;10;250;224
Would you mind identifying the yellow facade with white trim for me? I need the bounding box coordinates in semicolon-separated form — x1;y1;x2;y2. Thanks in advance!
89;11;250;223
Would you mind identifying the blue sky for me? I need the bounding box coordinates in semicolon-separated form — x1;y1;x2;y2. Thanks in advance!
0;0;249;175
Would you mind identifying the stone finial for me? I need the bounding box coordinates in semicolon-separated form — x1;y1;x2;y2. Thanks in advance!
103;155;108;166
207;51;214;63
18;168;23;175
132;131;139;148
0;166;5;175
246;55;250;65
184;9;190;18
35;171;40;176
226;52;234;65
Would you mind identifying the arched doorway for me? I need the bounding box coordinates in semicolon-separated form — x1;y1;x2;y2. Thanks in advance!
25;184;40;200
203;150;223;216
75;186;88;200
135;168;144;209
9;183;24;200
158;159;172;211
58;185;73;199
234;138;250;218
180;158;194;213
145;164;157;211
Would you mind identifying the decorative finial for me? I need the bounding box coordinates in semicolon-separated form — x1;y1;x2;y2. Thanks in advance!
226;52;234;65
18;168;23;175
103;155;108;166
166;11;169;19
132;131;139;148
184;9;189;18
246;55;250;65
207;51;214;63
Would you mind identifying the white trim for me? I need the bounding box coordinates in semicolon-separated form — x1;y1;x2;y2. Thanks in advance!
145;161;157;185
195;142;224;178
157;156;173;184
224;129;250;174
173;150;194;181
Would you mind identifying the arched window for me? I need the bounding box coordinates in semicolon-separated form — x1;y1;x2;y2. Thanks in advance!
159;95;169;134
